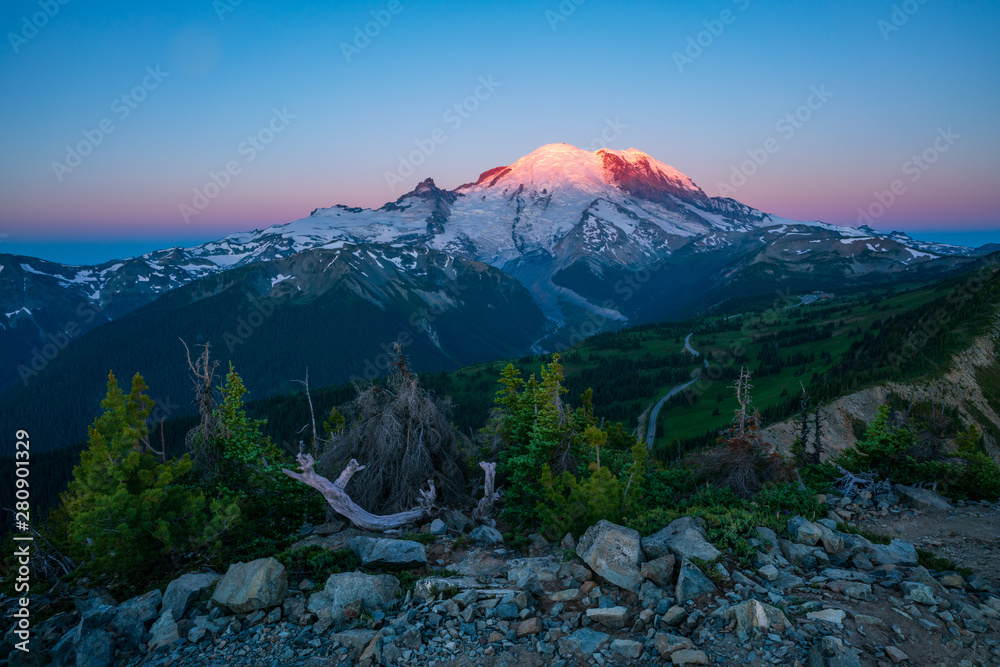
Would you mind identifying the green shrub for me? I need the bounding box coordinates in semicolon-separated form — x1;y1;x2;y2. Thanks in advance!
835;405;1000;501
57;372;241;591
276;545;359;580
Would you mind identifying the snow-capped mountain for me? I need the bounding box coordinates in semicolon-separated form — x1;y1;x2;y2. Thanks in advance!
0;143;981;388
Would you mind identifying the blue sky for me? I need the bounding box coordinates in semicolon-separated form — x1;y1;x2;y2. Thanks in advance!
1;0;998;264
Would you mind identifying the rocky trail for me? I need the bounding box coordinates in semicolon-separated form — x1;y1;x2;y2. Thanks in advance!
4;486;1000;667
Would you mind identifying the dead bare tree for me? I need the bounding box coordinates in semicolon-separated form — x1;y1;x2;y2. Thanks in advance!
473;462;499;527
318;344;470;514
181;340;223;481
695;367;790;498
282;453;437;531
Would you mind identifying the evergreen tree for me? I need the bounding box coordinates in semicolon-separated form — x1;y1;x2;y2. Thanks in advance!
59;372;240;588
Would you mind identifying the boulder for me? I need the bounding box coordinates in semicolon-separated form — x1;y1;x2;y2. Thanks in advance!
350;537;427;568
902;581;937;606
724;600;790;636
806;636;861;667
610;638;644;659
671;649;711;665
211;558;287;614
147;610;180;649
642;517;721;562
871;539;918;567
675;559;717;603
110;589;162;645
307;572;401;622
893;484;952;511
74;629;114;667
441;510;474;534
429;518;448;535
470;525;504;545
585;606;630;629
653;631;694;657
558;627;610;660
507;556;561;584
787;517;824;547
162;572;221;621
640;555;676;588
576;520;644;591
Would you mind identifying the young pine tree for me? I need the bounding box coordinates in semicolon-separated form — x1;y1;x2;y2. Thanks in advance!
59;372;240;588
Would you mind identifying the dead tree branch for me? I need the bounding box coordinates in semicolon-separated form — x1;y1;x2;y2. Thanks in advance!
283;453;436;531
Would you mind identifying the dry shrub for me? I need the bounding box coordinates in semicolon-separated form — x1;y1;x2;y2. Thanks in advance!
319;347;471;514
695;368;791;498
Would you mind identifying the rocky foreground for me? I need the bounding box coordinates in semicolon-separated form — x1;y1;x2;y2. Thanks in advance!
5;485;1000;667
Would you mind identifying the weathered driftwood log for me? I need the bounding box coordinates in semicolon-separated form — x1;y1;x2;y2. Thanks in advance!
472;461;499;527
282;454;436;532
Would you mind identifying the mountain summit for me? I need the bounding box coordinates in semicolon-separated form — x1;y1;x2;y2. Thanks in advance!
0;144;980;387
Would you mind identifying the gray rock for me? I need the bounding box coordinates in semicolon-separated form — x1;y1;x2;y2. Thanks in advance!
671;649;710;665
307;572;401;622
724;599;790;635
441;510;474;534
893;484;952;511
653;631;694;657
351;537;427;568
507;556;561;585
147;610;180;649
842;582;874;601
871;538;918;566
806;635;861;667
576;519;644;591
163;572;222;618
805;608;846;625
787;517;824;547
585;605;630;629
329;629;378;654
429;518;448;535
642;516;721;562
110;589;161;645
211;558;287;614
74;629;114;667
558;627;610;660
779;539;821;569
610;638;644;659
675;559;717;603
470;525;504;545
640;555;676;588
902;581;937;605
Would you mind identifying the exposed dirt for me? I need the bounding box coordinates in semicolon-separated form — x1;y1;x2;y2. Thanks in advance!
858;501;1000;590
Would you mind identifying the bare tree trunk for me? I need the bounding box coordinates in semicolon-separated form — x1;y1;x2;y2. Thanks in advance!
473;462;499;527
282;454;437;532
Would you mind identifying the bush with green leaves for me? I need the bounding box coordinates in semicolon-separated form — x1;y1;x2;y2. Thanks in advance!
834;405;1000;501
57;372;241;590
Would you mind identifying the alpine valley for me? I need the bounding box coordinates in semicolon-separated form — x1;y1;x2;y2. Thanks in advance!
0;143;990;450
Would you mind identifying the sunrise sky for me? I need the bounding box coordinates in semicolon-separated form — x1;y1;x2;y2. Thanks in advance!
1;0;998;264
